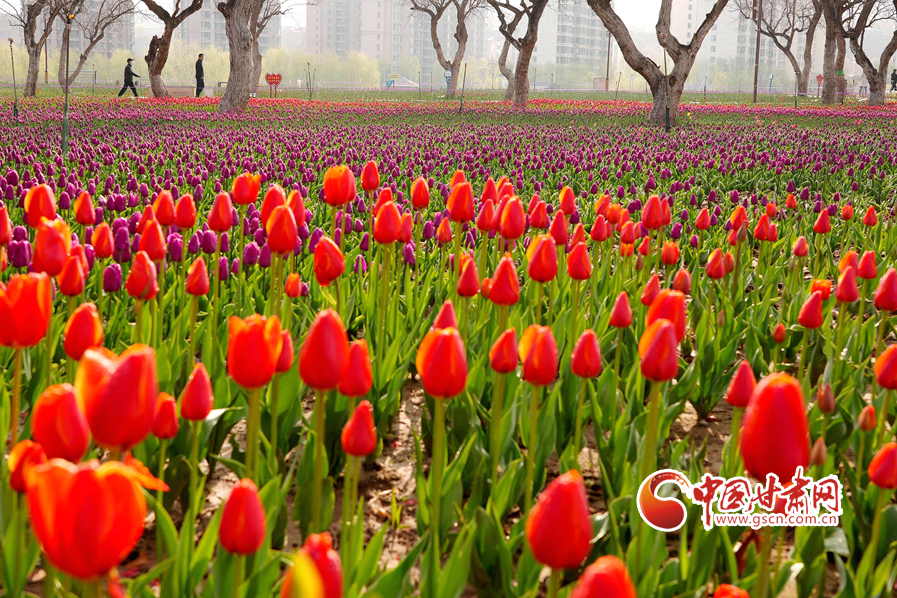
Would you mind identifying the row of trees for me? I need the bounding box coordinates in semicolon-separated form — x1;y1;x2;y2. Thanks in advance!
413;0;897;124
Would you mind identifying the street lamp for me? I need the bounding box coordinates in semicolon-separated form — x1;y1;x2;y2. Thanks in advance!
62;14;73;156
9;38;18;124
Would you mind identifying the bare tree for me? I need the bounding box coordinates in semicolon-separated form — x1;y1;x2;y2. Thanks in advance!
732;0;822;95
217;0;263;112
409;0;483;97
489;0;547;105
249;0;294;93
1;0;63;95
588;0;731;126
495;12;522;100
141;0;204;98
56;0;136;89
823;0;897;106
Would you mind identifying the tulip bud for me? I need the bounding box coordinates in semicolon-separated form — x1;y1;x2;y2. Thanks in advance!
220;479;266;555
772;323;786;344
817;383;835;414
810;437;827;467
859;405;877;432
341;400;377;457
569;556;636;598
153;393;180;440
526;470;592;570
869;442;897;489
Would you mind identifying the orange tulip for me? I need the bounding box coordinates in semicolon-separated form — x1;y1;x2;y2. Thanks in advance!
489;255;519;306
567;242;591;280
323;165;356;206
207;192;234;232
186;256;210;296
874;267;897;312
285;272;302;298
220;478;266;555
9;439;47;492
91;222;114;259
740;373;809;482
519;325;558;386
526;234;558;283
232;172;261;205
288;190;306;227
57;254;86;296
859;250;878;279
74;192;95;226
32;383;90;462
558;186;576;215
152;393;180;440
0;272;52;348
267;205;299;254
411;177;430;209
416;327;468;399
642;195;664;230
447;182;475;222
374;201;402;245
299;309;349;391
341;400;377;456
660;241;679;265
864;206;878;227
228;314;283;389
27;457;164;580
571;329;602;378
499;197;526;240
126;251;159;301
705;248;726;279
810;279;832;300
838;250;859;274
139;219;167;262
33;217;72;276
798;291;823;329
175;194;198;230
569;555;636;598
638;319;679;382
530;201;549;229
525;470;592;570
180;363;214;421
489;328;518;373
63;302;103;360
260;184;287;228
152;191;176;227
338;339;373;397
24;183;57;228
869;443;897;489
726;360;756;408
450;169;466;187
609;292;632;328
640;273;661;306
786;193;797;209
672;268;692;295
313;236;345;287
646;289;687;342
77;345;158;452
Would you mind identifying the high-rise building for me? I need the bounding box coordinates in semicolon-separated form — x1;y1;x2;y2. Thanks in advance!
178;0;281;53
46;4;136;57
305;0;361;57
531;0;614;82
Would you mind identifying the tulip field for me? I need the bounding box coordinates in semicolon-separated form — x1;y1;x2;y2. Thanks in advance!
3;96;897;598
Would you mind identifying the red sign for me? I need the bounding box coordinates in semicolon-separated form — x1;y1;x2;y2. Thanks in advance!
265;73;282;87
816;74;824;84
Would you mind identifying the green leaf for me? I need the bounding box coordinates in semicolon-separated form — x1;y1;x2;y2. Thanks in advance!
362;535;426;598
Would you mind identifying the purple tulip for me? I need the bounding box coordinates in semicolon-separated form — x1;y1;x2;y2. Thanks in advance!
104;263;122;292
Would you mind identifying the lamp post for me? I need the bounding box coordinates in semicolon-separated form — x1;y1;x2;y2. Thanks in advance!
9;39;18;124
62;14;73;156
660;33;670;133
752;0;763;103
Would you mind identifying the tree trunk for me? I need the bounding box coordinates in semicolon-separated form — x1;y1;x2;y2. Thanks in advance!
512;39;534;106
218;0;256;113
498;38;514;101
799;6;821;95
868;75;885;105
251;36;263;94
25;46;41;96
821;21;837;104
57;23;70;89
836;33;846;104
146;28;175;98
648;74;684;126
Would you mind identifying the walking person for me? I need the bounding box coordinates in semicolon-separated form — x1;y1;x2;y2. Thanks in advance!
117;58;140;97
891;69;897;92
195;53;205;98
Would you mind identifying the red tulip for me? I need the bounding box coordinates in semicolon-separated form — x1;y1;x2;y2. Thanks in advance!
232;173;261;205
519;325;558;386
481;178;498;202
374;201;402;245
32;217;72;276
338;339;372;397
432;299;458;330
175;194;198;230
773;323;786;344
24;183;57;228
64;302;103;360
267;205;299;254
180;363;214;421
26;458;165;580
859;251;878;279
186;257;210;296
875;344;897;390
640;273;661;306
499;197;526;240
32;383;90;462
9;440;47;493
436;219;452;244
530;201;549;229
864;206;878;226
695;208;710;230
859;405;877;431
228;314;283;389
549;211;569;246
277;330;294;373
786;193;797;209
740;373;809;482
0;272;52;349
285;273;302;298
287;190;306;228
838;250;859;274
476;199;495;232
341;400;377;456
660;241;679;265
416;327;468;399
91;222;114;259
609;291;632;328
300;533;343;598
571;330;602;378
558;186;576;215
139;219;167;262
313;236;345;287
489;328;518;373
525;470;592;570
77;344;158;452
726;360;756;408
299;309;349;391
207;192;234;232
798;291;823;329
361;161;380;192
457;256;480;297
672;268;692;295
57;254;86;296
569;556;636;598
0;206;10;246
220;478;266;555
713;585;750;598
813;210;831;234
730;206;747;231
490;255;520;306
526;234;558;283
447;182;474;222
705;248;726;279
638;319;679;382
590;215;609;242
126;251;159;301
874;268;897;312
411;177;430;209
836;267;859;304
792;236;809;257
810;279;831;300
152;393;180;440
151;190;175;227
74;192;95;226
646;289;687;342
263;186;290;227
399;213;413;243
869;443;897;489
567;242;591;280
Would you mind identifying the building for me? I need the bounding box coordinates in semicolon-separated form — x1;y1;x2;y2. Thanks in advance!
47;4;136;57
305;0;361;57
530;0;614;85
178;0;281;53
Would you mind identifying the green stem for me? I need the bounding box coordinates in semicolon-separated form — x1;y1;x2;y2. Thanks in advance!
43;563;56;598
570;282;580;347
640;381;663;485
453;222;462;300
573;376;586;470
525;384;543;515
797;329;811;384
379;244;393;370
534;282;543;326
188;295;198;372
546;568;561;598
727;407;743;477
246;387;261;483
84;580;104;598
9;349;21;451
135;296;143;344
232;554;244;598
755;526;774;598
490;372;506;486
876;388;893;446
312;389;327;533
270;374;280;457
429;399;446;598
860;490;888;595
156;439;168;563
341;455;354;583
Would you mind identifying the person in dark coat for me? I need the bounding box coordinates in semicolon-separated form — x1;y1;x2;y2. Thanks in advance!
195;53;205;97
891;69;897;92
117;58;140;97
